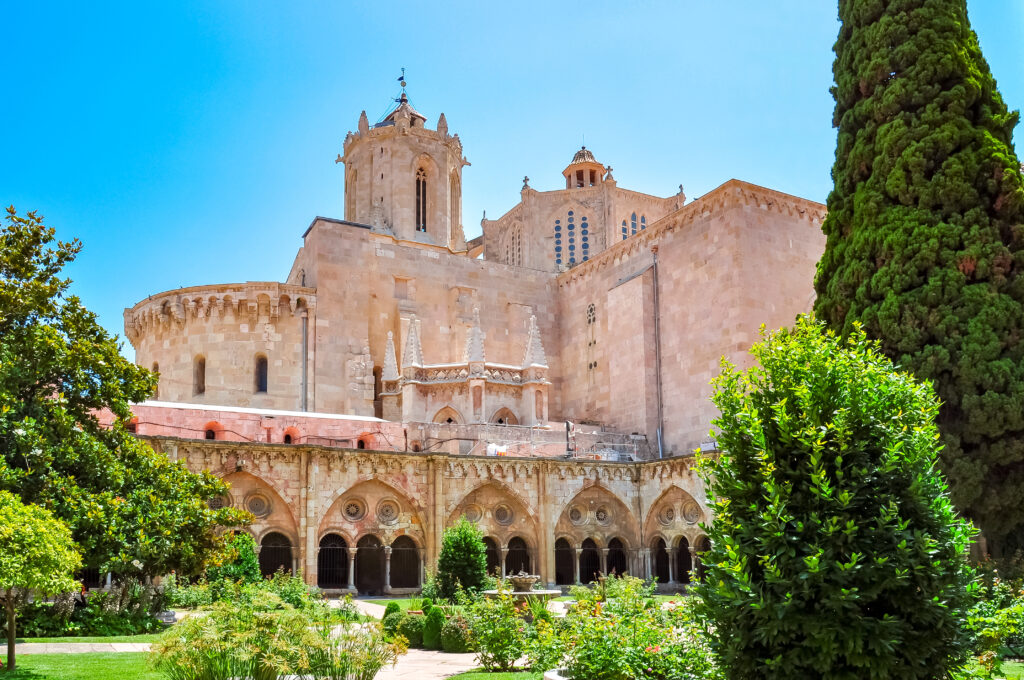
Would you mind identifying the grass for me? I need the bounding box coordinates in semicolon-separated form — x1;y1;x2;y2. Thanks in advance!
374;597;422;612
1004;661;1024;679
448;672;542;680
0;652;159;679
19;633;162;643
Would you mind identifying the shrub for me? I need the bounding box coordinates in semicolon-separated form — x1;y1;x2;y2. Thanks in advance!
382;611;406;638
419;597;433;612
436;518;488;600
423;607;445;650
397;613;425;648
466;589;526;671
441;614;473;653
383;602;402;620
6;579;168;638
696;317;976;680
205;532;261;585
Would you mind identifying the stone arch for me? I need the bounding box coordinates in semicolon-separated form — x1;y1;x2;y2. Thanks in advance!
554;537;575;586
642;484;706;547
317;533;349;589
390;534;420;589
504;535;531;575
579;537;601;584
482;536;501;576
675;535;693;585
318;478;427;552
489;407;519;425
258;531;293;577
447;480;539;551
607;536;628;577
555;483;640;548
433;406;464;424
355;534;385;595
220;471;298;548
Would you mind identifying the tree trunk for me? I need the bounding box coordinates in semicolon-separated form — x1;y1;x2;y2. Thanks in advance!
5;589;15;671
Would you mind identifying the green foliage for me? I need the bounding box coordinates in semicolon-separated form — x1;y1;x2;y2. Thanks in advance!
465;589;526;672
397;613;425;648
418;597;433;612
382;611;406;638
697;317;976;679
383;601;402;620
813;0;1024;550
0;490;81;669
423;606;445;650
437;518;489;600
0;208;249;577
150;599;405;680
204;532;260;585
441;614;473;653
7;580;168;638
164;570;337;618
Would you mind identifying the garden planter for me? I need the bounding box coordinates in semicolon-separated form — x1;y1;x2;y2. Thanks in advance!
509;574;540;592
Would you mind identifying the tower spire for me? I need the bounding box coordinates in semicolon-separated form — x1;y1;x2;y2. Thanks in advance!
383;331;399;380
403;316;424;367
465;308;486;363
523;315;548;368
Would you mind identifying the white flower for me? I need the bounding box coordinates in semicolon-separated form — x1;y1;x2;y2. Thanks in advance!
132;559;143;570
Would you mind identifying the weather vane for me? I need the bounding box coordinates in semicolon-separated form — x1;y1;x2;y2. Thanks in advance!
396;68;407;100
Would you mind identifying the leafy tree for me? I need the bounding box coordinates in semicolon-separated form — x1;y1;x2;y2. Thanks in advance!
0;490;81;671
206;532;261;584
696;317;975;680
436;518;488;600
813;0;1024;551
0;207;248;577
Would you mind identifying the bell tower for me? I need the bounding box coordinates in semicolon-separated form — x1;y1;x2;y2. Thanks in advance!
338;77;469;251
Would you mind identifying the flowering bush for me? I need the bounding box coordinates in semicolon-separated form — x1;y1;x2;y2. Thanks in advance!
466;588;527;671
441;614;473;653
560;577;720;680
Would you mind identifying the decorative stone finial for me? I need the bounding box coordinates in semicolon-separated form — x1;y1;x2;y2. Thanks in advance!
358;110;369;134
383;331;399;381
465;308;486;363
604;165;614;181
522;315;548;368
403;316;424;367
522;176;530;190
437;112;448;136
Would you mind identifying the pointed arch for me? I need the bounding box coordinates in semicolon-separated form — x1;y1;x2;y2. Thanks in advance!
317;477;427;548
555;482;640;547
642;484;706;546
433;406;464;424
490;407;519;425
220;470;299;547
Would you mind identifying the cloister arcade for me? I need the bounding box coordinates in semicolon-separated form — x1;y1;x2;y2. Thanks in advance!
215;461;709;594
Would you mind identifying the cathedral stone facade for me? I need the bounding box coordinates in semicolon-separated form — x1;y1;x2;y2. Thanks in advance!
119;92;825;593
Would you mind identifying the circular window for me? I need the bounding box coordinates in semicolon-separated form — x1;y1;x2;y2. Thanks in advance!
377;499;400;524
595;507;611;525
208;495;230;511
245;493;271;519
568;505;586;525
343;499;366;521
682;501;702;524
464;504;483;523
494;504;513;526
658;506;675;526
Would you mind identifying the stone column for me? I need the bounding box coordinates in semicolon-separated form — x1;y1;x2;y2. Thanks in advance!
600;548;609;576
347;548;357;591
688;546;698;584
418;549;426;587
668;547;676;584
384;546;392;594
642;549;652;580
500;547;509;579
574;548;582;585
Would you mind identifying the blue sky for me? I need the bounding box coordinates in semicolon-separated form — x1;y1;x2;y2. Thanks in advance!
3;2;1022;359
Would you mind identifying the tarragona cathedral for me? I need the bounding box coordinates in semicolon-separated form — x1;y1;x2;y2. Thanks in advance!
116;91;825;594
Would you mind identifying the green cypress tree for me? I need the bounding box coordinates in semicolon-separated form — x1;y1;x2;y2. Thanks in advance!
814;0;1024;551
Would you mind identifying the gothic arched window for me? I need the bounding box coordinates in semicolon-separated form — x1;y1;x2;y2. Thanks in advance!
254;354;268;393
631;212;638;235
415;167;427;232
640;215;647;230
621;220;628;241
506;226;523;266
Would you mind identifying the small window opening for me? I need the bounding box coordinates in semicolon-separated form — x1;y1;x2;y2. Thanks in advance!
255;355;268;393
194;356;206;395
284;433;293;444
445;417;455;424
357;439;366;449
205;429;216;440
415;168;427;232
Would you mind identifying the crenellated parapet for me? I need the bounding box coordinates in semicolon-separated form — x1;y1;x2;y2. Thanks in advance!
124;282;316;347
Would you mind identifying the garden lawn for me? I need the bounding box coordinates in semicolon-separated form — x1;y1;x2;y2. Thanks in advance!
0;652;159;679
374;598;422;612
1003;661;1024;679
448;672;543;680
20;633;163;643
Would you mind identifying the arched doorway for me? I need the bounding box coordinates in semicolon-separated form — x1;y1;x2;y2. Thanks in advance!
259;532;293;577
676;537;693;585
579;538;601;584
356;535;385;595
652;538;670;585
607;537;628;577
505;536;530;575
390;536;420;589
483;537;501;576
317;534;348;589
555;538;574;585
